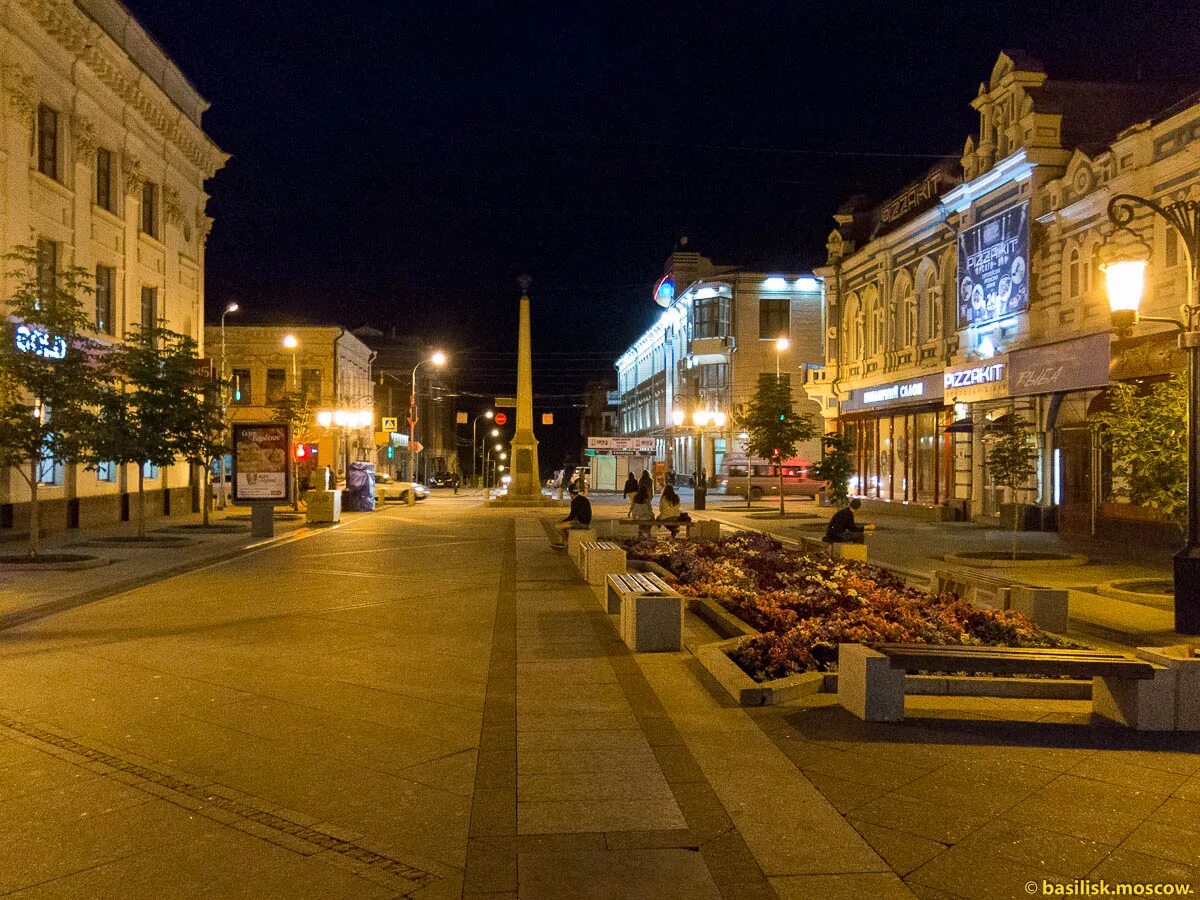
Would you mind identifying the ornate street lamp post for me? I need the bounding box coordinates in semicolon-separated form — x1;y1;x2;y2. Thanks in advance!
217;301;239;510
472;410;494;487
408;351;447;505
1103;194;1200;633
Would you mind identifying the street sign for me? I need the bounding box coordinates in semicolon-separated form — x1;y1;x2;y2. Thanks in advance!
587;436;655;451
541;412;554;425
494;413;508;426
411;441;423;454
381;416;398;432
455;411;468;424
495;396;516;407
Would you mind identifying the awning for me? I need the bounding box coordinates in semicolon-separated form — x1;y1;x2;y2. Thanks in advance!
945;418;974;433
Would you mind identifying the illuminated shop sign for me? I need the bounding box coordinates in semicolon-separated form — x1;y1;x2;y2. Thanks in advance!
653;273;675;308
842;373;944;413
943;357;1009;402
15;325;67;359
957;202;1030;327
879;164;960;228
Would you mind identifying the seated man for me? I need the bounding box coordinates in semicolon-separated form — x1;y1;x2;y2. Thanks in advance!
823;498;871;544
552;489;592;547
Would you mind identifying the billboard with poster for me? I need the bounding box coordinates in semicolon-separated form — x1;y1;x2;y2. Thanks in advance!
957;202;1030;327
232;423;290;502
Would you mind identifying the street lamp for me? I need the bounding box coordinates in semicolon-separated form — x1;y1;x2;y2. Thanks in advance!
282;334;298;388
471;410;494;486
775;336;790;380
408;351;447;504
1103;193;1200;633
217;301;239;510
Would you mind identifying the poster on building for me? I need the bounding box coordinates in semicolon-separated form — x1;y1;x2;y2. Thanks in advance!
957;202;1030;327
232;423;290;502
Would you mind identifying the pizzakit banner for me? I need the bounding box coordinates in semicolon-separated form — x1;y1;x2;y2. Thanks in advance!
957;202;1030;327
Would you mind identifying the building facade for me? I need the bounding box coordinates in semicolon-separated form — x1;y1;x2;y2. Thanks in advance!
615;246;825;481
809;51;1193;536
0;0;225;532
208;325;374;484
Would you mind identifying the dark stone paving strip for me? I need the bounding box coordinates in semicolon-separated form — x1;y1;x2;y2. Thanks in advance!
0;711;437;893
464;517;520;896
577;597;779;900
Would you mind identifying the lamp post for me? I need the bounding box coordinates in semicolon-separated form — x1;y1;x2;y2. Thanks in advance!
1103;193;1200;634
481;427;500;488
472;410;494;487
217;301;239;510
283;334;298;389
408;351;447;505
775;336;790;381
282;334;300;509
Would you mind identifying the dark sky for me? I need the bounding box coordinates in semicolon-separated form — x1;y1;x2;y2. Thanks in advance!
124;0;1199;452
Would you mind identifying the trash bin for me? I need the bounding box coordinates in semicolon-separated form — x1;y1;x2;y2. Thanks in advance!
306;489;342;524
694;470;708;511
344;462;376;512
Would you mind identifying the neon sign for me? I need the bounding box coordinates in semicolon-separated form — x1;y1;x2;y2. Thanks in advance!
15;325;66;360
653;274;675;308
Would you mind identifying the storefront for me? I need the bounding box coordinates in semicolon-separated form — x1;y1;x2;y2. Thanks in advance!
841;373;950;507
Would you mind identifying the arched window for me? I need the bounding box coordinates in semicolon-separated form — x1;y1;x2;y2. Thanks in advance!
892;272;914;350
864;287;883;356
1066;247;1081;299
915;260;939;343
844;293;863;361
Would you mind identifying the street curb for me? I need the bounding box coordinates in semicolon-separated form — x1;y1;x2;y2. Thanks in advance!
0;523;334;633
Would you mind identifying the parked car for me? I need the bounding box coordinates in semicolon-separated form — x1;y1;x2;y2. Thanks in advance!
717;460;827;500
375;474;429;502
428;472;455;488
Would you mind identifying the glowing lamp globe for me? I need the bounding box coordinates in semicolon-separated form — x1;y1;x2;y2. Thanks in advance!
672;409;686;426
1100;241;1150;331
431;351;447;366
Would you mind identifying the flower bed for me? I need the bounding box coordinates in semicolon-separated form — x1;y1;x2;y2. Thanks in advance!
623;532;1073;682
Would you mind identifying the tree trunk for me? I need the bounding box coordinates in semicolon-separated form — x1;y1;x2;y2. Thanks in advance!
28;459;39;559
778;466;785;517
137;464;146;539
201;462;211;527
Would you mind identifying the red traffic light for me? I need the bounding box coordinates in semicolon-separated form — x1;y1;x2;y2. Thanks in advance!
294;443;307;459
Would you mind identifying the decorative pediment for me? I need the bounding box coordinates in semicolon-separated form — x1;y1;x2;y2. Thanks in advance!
1063;150;1095;199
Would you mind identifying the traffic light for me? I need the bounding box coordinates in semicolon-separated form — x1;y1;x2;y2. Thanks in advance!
386;445;395;459
294;443;318;460
294;443;307;460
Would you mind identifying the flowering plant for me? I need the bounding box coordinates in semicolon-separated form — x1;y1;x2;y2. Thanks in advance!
624;533;1072;682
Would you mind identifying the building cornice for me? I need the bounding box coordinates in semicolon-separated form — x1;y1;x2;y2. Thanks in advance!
15;0;227;178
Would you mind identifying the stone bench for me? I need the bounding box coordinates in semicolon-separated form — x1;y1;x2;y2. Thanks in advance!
600;518;721;541
580;541;626;586
931;568;1068;632
605;572;684;652
564;526;597;566
797;534;868;562
838;642;1174;730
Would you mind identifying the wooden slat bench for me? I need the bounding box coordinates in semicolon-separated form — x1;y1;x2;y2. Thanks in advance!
932;568;1068;632
838;642;1176;730
605;572;684;653
601;519;721;541
579;541;626;586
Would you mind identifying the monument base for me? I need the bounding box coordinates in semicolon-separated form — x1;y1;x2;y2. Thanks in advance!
486;494;564;509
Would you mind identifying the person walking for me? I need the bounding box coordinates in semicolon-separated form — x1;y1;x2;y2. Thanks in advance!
622;471;638;506
638;469;653;500
630;483;655;536
657;483;688;537
451;472;460;495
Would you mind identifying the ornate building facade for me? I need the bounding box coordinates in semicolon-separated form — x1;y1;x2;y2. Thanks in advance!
0;0;226;531
810;51;1193;536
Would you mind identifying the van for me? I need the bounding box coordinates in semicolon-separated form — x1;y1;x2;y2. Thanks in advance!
717;459;826;500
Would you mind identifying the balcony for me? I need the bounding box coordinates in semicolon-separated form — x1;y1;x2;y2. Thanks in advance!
689;336;733;363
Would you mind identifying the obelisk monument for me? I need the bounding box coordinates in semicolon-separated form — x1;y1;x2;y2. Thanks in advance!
504;275;543;501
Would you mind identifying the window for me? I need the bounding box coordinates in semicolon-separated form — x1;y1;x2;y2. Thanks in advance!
693;294;730;339
141;181;158;238
231;368;251;405
36;104;58;180
300;368;321;403
142;462;159;480
759;298;789;340
96;148;113;211
1067;248;1081;298
140;286;157;334
266;368;287;403
96;460;117;483
95;265;115;335
699;363;728;390
37;456;63;486
36;240;57;306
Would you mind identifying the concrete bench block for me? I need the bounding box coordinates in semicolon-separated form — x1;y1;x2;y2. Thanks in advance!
830;542;867;562
688;520;721;541
1136;646;1200;731
584;546;626;586
620;593;683;652
565;528;596;567
837;643;904;722
1093;666;1175;731
1009;586;1068;633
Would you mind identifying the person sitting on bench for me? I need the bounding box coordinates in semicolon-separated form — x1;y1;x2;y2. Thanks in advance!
823;498;870;544
656;483;689;537
629;484;655;536
552;489;592;547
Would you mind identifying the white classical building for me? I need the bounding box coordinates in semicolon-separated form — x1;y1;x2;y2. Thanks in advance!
0;0;226;532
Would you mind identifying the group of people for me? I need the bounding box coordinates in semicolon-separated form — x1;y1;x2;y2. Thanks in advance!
623;470;689;536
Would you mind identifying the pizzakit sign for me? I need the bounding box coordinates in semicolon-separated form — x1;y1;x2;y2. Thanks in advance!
957;202;1030;327
943;358;1009;403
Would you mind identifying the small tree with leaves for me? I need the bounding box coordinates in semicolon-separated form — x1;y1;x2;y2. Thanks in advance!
812;431;855;508
272;390;314;509
89;323;208;537
1094;375;1186;526
0;246;105;557
984;416;1038;560
733;373;817;515
176;378;229;526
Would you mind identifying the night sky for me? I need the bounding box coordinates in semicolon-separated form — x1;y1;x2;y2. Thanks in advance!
123;0;1199;455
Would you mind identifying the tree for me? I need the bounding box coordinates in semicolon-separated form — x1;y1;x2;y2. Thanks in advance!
984;416;1038;560
812;431;855;508
176;377;229;527
0;246;105;557
1094;375;1187;525
89;323;209;537
272;390;314;509
733;373;817;515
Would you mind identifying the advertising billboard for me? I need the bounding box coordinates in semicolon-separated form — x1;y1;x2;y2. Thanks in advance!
957;202;1030;327
232;423;290;502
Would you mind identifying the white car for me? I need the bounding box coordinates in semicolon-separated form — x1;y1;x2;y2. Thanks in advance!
375;474;428;503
